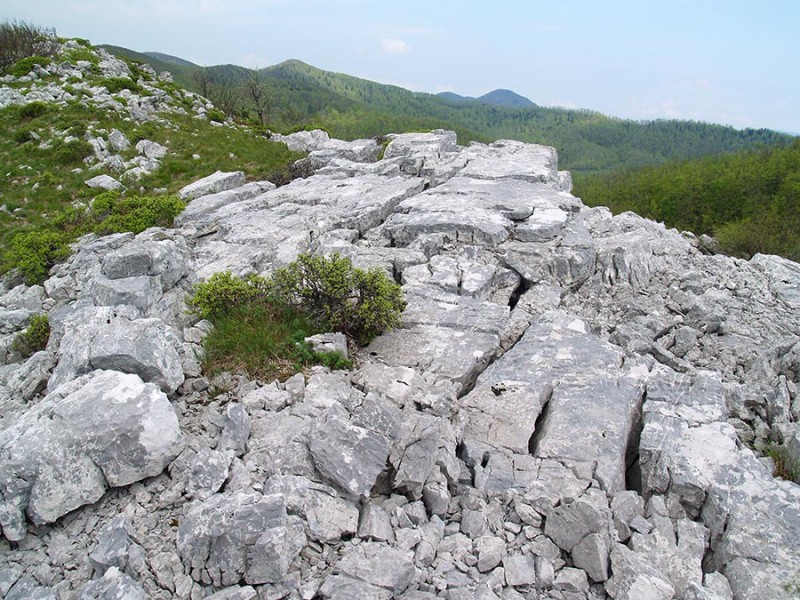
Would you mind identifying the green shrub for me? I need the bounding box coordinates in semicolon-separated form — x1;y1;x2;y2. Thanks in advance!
269;254;405;344
315;350;353;371
52;138;93;164
206;108;226;123
12;128;32;144
765;443;800;483
101;77;141;94
92;193;185;235
0;20;58;74
12;313;50;358
18;101;48;119
9;55;51;77
4;229;70;284
188;271;270;320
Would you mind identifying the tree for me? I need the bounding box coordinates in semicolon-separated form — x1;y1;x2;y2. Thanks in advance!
242;70;273;127
0;20;58;73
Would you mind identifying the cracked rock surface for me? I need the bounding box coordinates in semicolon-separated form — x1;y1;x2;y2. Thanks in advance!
1;129;799;599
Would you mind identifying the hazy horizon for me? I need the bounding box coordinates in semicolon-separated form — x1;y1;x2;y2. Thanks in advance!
2;1;799;134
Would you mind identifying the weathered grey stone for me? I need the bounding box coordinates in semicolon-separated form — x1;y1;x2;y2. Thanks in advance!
185;448;233;500
5;577;57;600
204;586;258;600
358;501;395;542
218;402;251;456
605;544;675;600
88;516;148;577
178;170;246;201
309;397;401;499
503;554;536;586
135;139;167;159
334;542;415;593
317;575;392;600
78;566;146;600
85;174;122;191
0;370;183;539
553;567;589;593
5;350;56;401
107;128;130;152
457;139;560;184
305;332;348;360
50;311;184;394
176;491;302;587
476;536;506;573
571;532;609;582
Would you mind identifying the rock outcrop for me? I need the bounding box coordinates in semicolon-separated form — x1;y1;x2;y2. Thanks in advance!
1;128;799;600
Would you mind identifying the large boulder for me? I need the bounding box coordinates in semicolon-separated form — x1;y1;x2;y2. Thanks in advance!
0;370;183;540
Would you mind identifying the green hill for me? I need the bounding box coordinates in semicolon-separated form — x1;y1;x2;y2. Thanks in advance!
477;89;536;108
101;49;794;176
575;138;800;260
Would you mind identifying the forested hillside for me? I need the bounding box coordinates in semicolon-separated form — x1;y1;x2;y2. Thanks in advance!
575;138;800;260
100;49;793;176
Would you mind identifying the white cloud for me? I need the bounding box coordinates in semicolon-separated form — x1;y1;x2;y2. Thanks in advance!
381;38;410;55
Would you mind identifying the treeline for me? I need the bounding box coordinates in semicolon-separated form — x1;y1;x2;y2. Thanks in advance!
574;138;800;260
99;48;792;177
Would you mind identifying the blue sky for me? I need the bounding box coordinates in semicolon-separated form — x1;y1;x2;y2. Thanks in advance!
3;0;799;133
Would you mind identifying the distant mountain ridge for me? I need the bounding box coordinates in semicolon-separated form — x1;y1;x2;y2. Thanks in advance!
143;52;198;67
438;88;537;108
100;46;795;176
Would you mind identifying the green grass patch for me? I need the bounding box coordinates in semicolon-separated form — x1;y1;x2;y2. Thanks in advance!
2;192;185;284
765;443;800;484
12;313;50;358
189;255;401;380
100;76;141;94
9;55;51;77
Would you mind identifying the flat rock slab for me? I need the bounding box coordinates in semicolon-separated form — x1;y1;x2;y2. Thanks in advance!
179;170;246;201
458;139;560;184
367;325;499;392
0;370;183;540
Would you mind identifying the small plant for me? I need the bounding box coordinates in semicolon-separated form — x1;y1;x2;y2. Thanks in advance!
51;138;93;165
18;101;48;119
4;229;71;284
90;193;186;235
12;128;32;144
765;443;800;483
269;254;405;345
187;271;270;320
315;350;353;371
206;108;227;123
12;313;50;358
0;20;58;74
101;77;141;94
9;55;51;77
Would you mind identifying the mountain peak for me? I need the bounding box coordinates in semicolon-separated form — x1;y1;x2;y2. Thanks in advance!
477;89;537;108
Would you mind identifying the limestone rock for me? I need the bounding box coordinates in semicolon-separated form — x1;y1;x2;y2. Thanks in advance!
178;170;246;201
85;174;122;191
0;370;183;539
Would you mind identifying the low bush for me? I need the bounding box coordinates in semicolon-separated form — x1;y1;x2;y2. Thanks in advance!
12;313;50;358
0;20;58;74
269;254;405;345
187;271;270;320
2;192;185;284
189;255;403;379
52;138;93;165
18;101;48;119
206;108;226;123
9;55;51;77
101;77;141;94
4;229;71;284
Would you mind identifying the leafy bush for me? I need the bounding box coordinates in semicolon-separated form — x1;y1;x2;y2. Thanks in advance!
0;20;57;74
269;254;405;344
101;77;141;94
4;229;70;284
12;313;50;358
9;55;51;77
188;263;370;379
52;138;93;164
187;271;270;320
1;193;185;284
12;128;32;144
18;101;48;119
206;108;226;123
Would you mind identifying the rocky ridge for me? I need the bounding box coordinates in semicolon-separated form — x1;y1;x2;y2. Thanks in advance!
0;127;799;600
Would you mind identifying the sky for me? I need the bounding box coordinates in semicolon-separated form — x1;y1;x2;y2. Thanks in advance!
2;0;799;133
